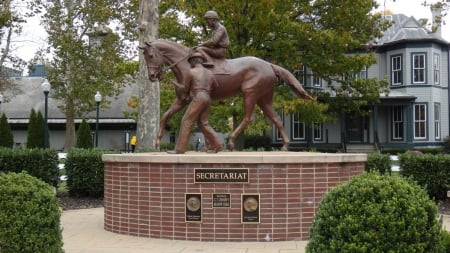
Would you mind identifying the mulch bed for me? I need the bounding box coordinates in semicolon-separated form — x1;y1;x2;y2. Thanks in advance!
58;195;103;211
58;195;450;214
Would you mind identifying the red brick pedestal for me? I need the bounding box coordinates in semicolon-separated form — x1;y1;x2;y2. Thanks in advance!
102;152;366;242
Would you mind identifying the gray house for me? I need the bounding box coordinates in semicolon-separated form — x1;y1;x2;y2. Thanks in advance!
271;14;449;152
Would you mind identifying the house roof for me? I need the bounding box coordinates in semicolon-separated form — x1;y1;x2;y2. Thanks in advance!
373;14;449;47
1;77;139;123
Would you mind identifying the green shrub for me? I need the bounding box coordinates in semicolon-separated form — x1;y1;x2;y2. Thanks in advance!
0;172;63;252
65;148;118;197
0;114;13;148
0;148;59;187
306;172;442;253
444;136;450;154
244;135;272;151
26;109;47;149
365;152;391;175
76;119;93;149
399;152;450;201
442;230;450;253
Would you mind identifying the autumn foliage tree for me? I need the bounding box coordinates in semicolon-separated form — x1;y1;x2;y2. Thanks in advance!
154;0;390;135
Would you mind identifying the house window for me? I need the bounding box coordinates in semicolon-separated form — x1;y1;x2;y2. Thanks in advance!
313;122;322;141
433;54;440;85
434;103;441;140
392;106;404;140
414;104;427;139
312;75;321;87
355;66;367;79
292;112;305;140
412;53;426;84
391;55;402;85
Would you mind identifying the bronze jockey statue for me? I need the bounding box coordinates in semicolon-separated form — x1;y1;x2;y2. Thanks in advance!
167;52;223;154
194;10;230;68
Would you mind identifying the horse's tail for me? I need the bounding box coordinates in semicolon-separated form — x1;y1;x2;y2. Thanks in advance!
270;64;313;100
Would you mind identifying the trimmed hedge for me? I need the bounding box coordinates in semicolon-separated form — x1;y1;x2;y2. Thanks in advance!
306;172;443;253
399;152;450;201
365;152;391;175
0;172;63;252
65;148;119;197
0;148;59;187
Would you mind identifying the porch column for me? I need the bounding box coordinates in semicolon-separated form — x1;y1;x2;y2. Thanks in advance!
406;103;414;144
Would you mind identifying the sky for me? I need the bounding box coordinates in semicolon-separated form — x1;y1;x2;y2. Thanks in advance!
7;0;450;67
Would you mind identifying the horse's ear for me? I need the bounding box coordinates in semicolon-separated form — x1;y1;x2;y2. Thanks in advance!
145;41;152;47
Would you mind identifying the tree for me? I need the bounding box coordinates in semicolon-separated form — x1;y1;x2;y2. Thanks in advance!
0;0;30;99
136;0;160;150
26;109;37;148
155;0;390;134
29;0;138;150
0;113;14;148
27;109;46;148
76;119;93;149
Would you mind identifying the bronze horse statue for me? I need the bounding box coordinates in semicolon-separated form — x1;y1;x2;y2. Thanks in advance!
141;39;312;151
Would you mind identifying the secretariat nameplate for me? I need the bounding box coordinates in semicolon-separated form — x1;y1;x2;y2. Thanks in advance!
194;168;249;183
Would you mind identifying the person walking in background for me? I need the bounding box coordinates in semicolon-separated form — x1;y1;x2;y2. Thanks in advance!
130;135;137;153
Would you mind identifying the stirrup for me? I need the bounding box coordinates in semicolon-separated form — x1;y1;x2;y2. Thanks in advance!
202;62;214;68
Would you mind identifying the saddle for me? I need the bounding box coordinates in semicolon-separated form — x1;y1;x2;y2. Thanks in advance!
206;58;230;75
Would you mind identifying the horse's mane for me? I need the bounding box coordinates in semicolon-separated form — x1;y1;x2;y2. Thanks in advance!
151;39;190;57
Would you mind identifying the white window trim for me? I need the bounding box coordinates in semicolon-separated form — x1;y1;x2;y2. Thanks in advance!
412;53;426;84
392;106;403;140
414;104;427;140
292;113;305;140
391;55;402;86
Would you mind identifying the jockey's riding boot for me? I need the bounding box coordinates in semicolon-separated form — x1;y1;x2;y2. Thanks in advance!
202;62;214;68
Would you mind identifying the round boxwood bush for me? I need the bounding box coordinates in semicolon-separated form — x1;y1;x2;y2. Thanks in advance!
306;172;442;253
0;172;63;252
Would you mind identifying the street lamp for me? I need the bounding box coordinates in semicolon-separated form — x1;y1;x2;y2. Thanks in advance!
42;79;51;148
0;93;3;114
94;91;102;147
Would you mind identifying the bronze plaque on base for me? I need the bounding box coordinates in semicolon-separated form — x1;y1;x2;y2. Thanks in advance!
241;194;260;224
185;193;202;223
213;193;231;208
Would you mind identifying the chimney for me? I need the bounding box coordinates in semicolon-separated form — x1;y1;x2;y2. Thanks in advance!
430;2;445;36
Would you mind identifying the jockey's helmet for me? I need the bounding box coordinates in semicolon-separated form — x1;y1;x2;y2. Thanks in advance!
204;10;219;20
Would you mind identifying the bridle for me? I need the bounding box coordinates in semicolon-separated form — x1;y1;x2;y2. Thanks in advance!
143;42;192;81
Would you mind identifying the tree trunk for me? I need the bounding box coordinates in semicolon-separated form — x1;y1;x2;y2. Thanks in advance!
64;98;76;151
136;0;160;150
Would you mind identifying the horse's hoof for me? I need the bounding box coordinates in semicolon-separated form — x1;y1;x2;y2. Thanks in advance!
227;143;234;150
281;146;288;151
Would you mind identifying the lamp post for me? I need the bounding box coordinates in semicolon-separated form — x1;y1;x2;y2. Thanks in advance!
94;91;102;147
42;79;51;148
0;93;3;114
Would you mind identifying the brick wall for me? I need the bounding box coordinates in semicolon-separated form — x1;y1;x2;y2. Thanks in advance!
103;152;365;242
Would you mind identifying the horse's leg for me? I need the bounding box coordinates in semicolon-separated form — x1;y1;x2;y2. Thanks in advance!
228;96;256;150
258;100;290;151
156;98;188;149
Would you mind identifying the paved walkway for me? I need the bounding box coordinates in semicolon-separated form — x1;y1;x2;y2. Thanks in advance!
61;208;307;253
62;208;450;253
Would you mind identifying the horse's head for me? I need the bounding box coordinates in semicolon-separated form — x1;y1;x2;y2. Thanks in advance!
139;42;165;82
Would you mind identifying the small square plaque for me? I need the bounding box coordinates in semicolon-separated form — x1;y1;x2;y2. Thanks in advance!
212;193;231;208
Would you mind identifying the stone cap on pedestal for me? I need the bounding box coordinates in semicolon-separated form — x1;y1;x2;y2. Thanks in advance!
102;151;367;164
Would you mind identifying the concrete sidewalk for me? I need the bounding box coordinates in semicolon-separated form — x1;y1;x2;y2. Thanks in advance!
61;208;308;253
61;208;450;253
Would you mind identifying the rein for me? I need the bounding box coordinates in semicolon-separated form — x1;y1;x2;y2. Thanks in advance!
161;51;192;73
